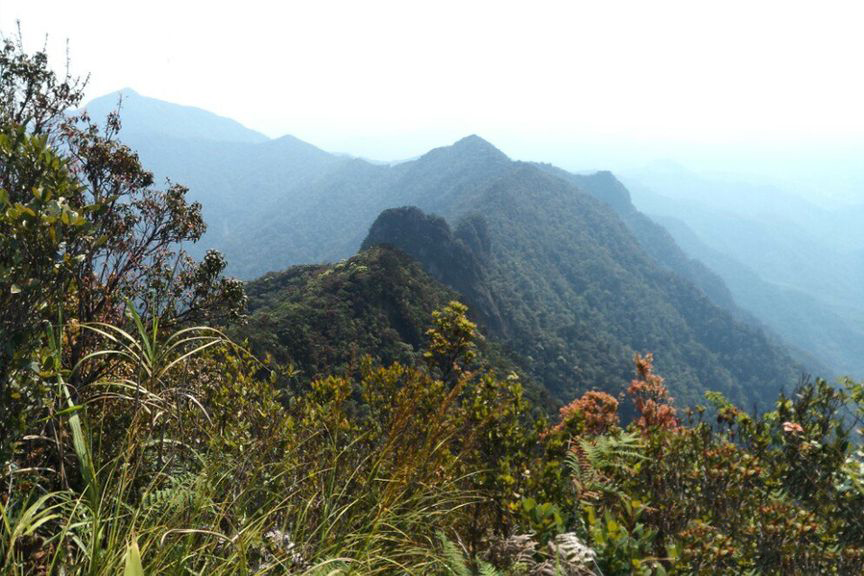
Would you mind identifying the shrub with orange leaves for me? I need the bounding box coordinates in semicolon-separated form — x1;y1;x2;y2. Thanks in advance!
627;353;678;432
549;390;619;437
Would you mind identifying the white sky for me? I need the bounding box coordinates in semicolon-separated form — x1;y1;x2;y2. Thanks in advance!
3;0;864;196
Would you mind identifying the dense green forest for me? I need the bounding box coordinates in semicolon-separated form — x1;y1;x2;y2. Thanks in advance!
532;167;740;316
360;193;797;409
243;245;462;380
5;38;864;576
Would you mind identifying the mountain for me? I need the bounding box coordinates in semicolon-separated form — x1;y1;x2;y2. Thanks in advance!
360;206;505;334
83;88;269;143
534;165;741;315
656;215;859;378
360;172;799;408
623;165;864;378
86;90;804;407
242;245;456;379
240;244;531;402
86;95;522;277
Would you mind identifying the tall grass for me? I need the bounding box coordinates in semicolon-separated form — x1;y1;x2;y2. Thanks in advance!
1;308;482;575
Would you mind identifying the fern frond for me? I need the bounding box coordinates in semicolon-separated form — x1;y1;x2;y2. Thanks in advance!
438;532;472;576
579;431;647;473
477;560;502;576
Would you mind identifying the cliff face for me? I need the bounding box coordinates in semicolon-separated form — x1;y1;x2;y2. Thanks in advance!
362;207;506;335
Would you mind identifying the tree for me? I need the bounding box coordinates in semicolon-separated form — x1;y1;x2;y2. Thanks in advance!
0;33;245;441
0;123;87;385
424;300;479;383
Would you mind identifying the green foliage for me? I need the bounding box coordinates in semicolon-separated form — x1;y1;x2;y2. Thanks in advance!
439;534;473;576
4;28;864;576
0;33;245;469
424;300;479;380
438;533;502;576
0;126;90;462
123;537;145;576
517;498;563;543
583;498;661;575
1;295;544;574
566;431;647;504
241;246;457;382
363;197;799;411
239;246;531;411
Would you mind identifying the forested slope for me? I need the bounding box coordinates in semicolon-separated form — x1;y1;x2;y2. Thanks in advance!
242;246;457;378
361;164;799;408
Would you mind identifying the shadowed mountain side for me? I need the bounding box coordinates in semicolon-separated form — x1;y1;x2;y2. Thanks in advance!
361;207;505;335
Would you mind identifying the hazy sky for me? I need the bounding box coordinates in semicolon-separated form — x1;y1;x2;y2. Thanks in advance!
4;1;863;197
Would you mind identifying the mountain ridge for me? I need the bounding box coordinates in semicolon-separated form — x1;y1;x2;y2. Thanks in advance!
83;88;270;144
360;166;800;407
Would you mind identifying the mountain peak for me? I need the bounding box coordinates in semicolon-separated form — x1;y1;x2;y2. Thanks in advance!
415;135;509;168
575;170;634;213
454;134;490;146
114;87;140;98
451;134;506;156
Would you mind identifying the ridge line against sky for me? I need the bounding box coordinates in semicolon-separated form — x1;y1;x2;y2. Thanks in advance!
4;0;864;200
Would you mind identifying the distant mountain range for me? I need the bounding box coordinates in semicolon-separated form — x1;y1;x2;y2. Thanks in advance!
85;88;269;143
624;165;864;379
83;89;811;407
